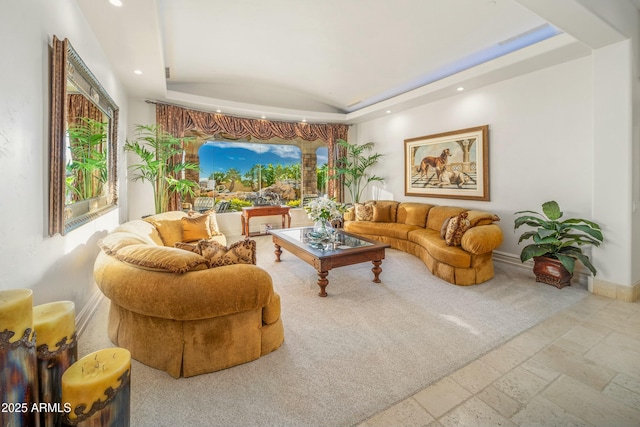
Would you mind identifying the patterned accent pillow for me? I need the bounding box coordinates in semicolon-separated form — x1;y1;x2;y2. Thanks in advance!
197;239;257;268
444;212;471;246
354;202;375;221
174;241;199;253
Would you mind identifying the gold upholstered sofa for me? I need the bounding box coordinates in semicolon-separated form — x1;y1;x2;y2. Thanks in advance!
344;201;503;286
93;211;284;378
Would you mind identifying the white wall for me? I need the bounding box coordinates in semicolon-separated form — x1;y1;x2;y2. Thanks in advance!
354;56;594;259
0;1;127;308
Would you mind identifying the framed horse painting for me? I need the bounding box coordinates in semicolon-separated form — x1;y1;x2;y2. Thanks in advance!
404;125;489;201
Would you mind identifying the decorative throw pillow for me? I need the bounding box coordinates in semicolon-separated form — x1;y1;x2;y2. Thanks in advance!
145;218;184;247
98;232;149;255
112;244;209;273
440;217;451;239
174;241;199;253
444;212;471;246
182;214;212;242
188;209;222;235
197;239;257;268
354;202;375;221
372;204;393;222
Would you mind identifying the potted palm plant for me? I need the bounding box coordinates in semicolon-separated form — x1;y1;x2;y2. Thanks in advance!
331;139;384;203
514;200;604;288
124;124;199;214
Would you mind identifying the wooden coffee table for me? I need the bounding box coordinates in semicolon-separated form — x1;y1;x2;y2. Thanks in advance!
270;227;391;297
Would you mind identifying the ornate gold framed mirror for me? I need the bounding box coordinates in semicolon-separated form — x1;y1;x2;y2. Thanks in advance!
49;36;119;236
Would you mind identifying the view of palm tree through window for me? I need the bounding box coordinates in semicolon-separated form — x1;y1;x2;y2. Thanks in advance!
198;141;328;212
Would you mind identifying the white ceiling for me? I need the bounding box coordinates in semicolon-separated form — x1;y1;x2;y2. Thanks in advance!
74;0;631;123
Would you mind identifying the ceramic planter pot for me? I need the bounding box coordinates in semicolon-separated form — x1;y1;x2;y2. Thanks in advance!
533;256;573;288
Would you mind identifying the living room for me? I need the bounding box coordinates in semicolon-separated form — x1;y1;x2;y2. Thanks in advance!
1;0;640;426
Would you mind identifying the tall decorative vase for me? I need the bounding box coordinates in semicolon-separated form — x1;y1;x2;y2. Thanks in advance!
61;348;131;427
33;301;78;427
0;289;40;427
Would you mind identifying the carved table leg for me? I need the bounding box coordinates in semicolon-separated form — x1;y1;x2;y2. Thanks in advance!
372;260;383;283
274;244;282;262
317;271;329;297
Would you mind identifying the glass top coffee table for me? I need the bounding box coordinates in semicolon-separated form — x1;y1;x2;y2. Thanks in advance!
269;227;391;297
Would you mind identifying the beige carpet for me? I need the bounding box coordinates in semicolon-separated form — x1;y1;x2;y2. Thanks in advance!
80;235;589;426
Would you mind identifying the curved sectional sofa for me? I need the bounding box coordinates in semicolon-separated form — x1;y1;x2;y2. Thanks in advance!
343;201;503;286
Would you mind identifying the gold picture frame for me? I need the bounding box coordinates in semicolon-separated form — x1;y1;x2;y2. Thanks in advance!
404;125;489;201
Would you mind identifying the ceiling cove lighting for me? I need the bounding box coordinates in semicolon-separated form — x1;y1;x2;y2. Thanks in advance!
109;0;123;6
345;23;560;113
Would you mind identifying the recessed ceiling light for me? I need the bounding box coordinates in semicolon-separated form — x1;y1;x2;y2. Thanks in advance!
133;70;142;75
386;110;391;114
261;115;266;119
302;118;307;123
109;0;123;6
216;109;222;113
457;87;464;91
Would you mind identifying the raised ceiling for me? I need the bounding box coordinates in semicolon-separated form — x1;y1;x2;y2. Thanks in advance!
76;0;610;123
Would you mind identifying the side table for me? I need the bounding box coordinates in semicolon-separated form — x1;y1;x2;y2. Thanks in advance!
241;205;291;236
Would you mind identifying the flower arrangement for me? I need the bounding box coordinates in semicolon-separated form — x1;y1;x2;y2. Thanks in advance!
304;195;346;222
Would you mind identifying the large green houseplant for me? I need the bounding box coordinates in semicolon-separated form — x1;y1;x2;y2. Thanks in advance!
514;200;604;287
65;117;109;201
331;139;384;203
124;124;199;214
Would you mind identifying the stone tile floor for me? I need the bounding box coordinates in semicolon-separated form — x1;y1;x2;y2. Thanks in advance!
358;293;640;427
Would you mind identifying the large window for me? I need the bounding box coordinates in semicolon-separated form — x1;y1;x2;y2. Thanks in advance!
198;141;302;210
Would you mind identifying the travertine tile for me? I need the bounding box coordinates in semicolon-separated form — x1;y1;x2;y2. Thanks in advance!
519;359;561;383
562;323;610;348
604;382;640;410
504;330;550;356
492;367;549;404
554;337;590;355
542;375;640;427
527;313;581;341
476;385;521;418
532;344;617;390
438;397;516;427
612;373;640;394
511;395;593;427
365;398;434;427
413;377;471;418
583;333;640;379
480;345;529;374
450;359;502;394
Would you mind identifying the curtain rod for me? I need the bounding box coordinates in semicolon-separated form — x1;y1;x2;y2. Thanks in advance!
144;99;351;126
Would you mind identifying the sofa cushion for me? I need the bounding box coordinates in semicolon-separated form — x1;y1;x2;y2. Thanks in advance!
372;204;394;222
144;217;184;246
345;221;419;240
189;209;222;235
397;203;433;227
174;241;199;253
465;210;500;227
354;202;375;221
182;214;212;242
408;229;471;267
198;239;257;268
111;244;209;273
426;206;467;231
98;232;150;255
444;212;471;246
374;201;400;222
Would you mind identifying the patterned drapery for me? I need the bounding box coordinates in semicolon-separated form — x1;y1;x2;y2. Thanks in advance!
155;103;349;209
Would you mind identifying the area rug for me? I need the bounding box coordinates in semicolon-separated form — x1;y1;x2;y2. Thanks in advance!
79;235;589;426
